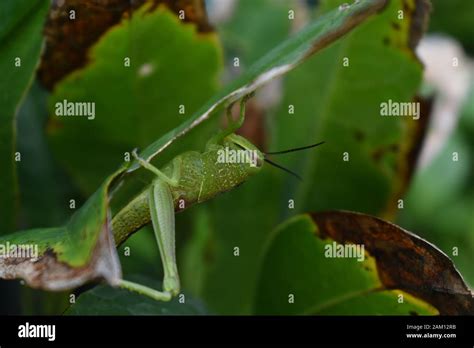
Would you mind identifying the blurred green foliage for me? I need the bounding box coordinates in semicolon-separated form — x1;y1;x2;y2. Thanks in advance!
17;82;76;228
429;0;474;54
0;0;49;234
0;0;50;314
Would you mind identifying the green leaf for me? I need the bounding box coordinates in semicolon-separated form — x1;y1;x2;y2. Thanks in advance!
65;275;207;315
48;5;223;194
0;0;49;234
255;212;474;315
0;166;127;290
271;0;429;218
130;0;388;171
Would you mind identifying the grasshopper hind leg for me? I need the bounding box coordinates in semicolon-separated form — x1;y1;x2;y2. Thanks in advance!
148;180;180;296
118;152;181;301
118;279;172;301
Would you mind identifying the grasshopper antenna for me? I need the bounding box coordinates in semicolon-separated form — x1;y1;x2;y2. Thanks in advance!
264;141;325;180
264;158;302;181
265;141;325;155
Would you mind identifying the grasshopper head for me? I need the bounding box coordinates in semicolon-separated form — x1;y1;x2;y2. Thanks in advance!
224;133;264;174
214;132;323;184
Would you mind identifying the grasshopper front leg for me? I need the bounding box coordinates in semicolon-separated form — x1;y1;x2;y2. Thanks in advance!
118;152;180;301
207;92;254;146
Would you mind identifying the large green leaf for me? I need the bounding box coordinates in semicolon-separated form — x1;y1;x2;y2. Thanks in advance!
271;0;430;219
48;4;222;194
255;212;474;315
65;275;207;315
0;0;49;234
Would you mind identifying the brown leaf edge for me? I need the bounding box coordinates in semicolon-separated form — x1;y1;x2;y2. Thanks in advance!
0;218;121;291
311;210;474;315
0;166;127;291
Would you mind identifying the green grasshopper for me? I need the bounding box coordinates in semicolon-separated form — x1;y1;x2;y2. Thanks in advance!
112;94;323;301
